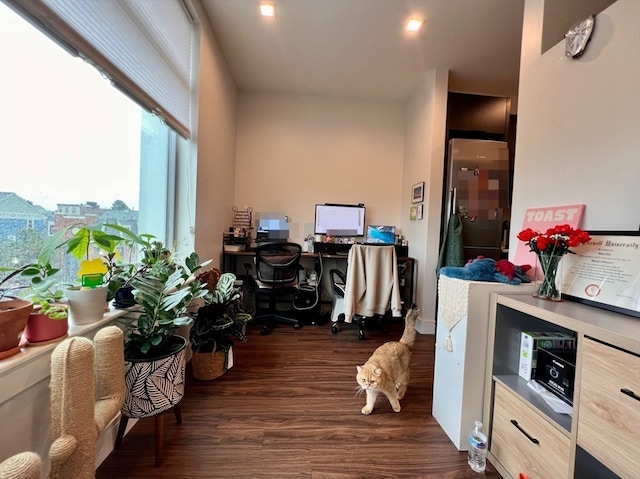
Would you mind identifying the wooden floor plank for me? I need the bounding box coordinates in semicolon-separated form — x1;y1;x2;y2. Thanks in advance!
97;319;501;478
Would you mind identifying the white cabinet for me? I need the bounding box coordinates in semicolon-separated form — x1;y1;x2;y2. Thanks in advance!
432;276;535;450
483;293;640;479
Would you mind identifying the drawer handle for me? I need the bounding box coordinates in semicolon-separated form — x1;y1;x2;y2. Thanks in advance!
510;419;540;444
621;388;640;402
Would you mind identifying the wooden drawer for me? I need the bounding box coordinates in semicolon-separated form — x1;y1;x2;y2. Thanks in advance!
577;338;640;479
490;382;571;479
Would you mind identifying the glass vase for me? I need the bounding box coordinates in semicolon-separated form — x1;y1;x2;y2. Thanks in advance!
534;252;563;301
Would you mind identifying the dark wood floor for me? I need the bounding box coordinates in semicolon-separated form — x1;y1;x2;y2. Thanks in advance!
97;318;501;478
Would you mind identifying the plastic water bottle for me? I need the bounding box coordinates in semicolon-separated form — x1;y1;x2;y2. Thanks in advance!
468;420;487;473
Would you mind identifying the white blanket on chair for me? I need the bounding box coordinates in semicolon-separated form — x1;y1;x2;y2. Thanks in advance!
343;245;402;322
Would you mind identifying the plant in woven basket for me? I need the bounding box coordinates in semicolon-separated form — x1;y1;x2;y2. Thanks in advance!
190;271;252;355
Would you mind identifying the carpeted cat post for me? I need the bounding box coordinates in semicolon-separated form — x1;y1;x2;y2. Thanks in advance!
0;452;42;479
49;336;97;479
48;326;125;479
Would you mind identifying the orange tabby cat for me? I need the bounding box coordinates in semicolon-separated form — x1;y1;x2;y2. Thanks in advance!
356;308;418;415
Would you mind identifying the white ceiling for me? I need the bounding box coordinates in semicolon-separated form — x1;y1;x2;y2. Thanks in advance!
200;0;526;103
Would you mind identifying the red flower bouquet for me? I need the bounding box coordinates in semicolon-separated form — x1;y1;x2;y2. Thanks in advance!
517;224;591;256
517;224;591;300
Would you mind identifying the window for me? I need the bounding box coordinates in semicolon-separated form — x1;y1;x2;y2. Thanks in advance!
0;3;182;283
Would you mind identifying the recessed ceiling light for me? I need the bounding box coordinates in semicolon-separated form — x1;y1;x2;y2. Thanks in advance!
259;1;276;17
406;18;423;32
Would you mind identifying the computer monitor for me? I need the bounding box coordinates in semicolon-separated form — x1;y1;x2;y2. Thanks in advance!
257;214;289;241
314;204;366;237
366;225;396;245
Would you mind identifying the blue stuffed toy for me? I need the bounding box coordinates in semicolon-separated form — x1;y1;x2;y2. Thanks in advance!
440;257;531;285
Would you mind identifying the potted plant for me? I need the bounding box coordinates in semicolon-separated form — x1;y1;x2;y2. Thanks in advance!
58;224;124;324
22;287;69;345
0;241;63;358
101;224;173;308
120;249;208;419
190;270;253;380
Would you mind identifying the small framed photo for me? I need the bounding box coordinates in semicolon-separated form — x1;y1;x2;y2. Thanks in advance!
409;206;417;221
416;203;423;220
412;182;425;204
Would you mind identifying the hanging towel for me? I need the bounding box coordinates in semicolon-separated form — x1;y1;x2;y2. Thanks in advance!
436;213;465;276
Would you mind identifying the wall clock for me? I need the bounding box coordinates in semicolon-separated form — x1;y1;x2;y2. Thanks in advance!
565;15;595;59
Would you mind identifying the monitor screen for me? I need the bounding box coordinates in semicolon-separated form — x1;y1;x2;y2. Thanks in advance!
314;204;366;236
366;225;396;244
257;214;289;241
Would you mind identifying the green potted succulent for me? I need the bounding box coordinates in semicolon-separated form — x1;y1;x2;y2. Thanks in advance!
119;248;208;420
190;270;253;380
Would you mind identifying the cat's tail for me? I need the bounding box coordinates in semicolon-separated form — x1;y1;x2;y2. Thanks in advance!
399;307;419;348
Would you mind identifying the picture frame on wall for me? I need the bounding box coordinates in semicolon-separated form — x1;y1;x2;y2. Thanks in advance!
561;230;640;318
410;206;417;221
412;182;425;204
416;203;423;220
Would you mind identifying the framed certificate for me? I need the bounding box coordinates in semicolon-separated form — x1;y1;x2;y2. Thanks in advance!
561;231;640;318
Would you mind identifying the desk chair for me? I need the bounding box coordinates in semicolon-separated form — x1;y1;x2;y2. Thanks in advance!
329;268;346;325
334;244;403;339
253;242;303;335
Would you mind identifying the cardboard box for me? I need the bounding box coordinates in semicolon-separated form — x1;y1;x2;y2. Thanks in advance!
536;348;577;404
518;331;576;381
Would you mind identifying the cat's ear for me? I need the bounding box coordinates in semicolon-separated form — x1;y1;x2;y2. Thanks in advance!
356;365;363;373
374;368;382;376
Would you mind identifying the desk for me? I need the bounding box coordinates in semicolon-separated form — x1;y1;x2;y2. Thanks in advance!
222;249;415;309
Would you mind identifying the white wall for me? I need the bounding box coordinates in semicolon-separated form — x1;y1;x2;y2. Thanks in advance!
510;0;640;254
402;70;449;333
191;2;239;269
234;92;405;243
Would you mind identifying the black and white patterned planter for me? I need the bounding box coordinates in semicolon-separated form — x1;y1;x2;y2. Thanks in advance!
122;335;187;419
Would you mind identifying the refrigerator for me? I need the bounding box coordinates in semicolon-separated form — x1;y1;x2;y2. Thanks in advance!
445;138;510;262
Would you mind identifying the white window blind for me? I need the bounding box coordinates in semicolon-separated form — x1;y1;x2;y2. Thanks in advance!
6;0;193;138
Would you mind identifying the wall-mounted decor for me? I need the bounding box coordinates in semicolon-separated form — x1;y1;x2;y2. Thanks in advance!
416;204;423;220
410;206;417;221
412;182;425;204
562;230;640;318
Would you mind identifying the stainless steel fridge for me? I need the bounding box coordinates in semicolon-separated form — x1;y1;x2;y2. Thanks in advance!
445;138;510;262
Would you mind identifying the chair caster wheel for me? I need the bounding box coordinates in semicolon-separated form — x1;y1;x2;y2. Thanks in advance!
260;326;271;335
358;331;366;340
331;324;338;334
294;324;301;329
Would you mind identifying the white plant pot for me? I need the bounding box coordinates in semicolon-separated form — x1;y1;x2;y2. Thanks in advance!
65;286;108;326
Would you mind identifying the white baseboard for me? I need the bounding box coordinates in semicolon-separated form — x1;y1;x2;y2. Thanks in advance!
415;317;435;335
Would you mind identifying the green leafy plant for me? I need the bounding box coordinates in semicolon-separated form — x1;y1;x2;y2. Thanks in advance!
190;271;252;354
123;252;208;359
0;229;67;301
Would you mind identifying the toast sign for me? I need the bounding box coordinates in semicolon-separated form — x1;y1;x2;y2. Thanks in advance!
514;204;585;279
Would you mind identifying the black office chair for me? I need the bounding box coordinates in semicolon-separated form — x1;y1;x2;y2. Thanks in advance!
252;242;303;335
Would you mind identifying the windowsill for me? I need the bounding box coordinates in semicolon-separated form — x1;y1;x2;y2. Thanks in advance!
0;306;129;404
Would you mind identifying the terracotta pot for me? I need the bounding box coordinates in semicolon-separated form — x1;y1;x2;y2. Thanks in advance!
65;286;108;326
122;335;187;419
23;307;69;345
0;299;33;359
